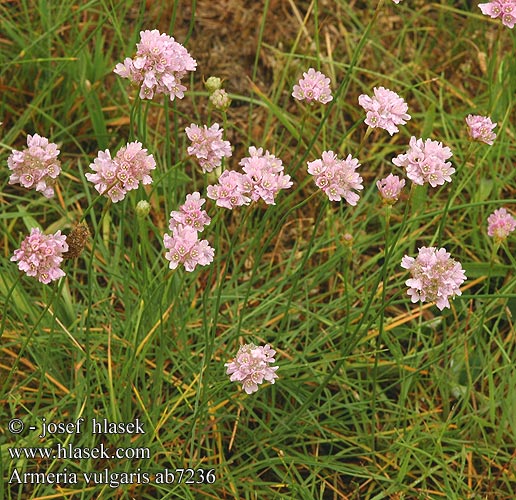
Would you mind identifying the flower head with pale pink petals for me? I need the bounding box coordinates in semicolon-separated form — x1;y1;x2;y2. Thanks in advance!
225;343;279;394
163;224;214;272
401;247;466;311
114;29;197;100
487;208;516;242
478;0;516;28
185;123;232;173
392;137;454;187
169;192;211;232
206;170;251;209
8;134;61;198
86;142;156;203
358;87;411;135
377;174;405;205
11;228;68;284
307;151;363;205
239;146;293;205
292;68;333;104
466;115;497;145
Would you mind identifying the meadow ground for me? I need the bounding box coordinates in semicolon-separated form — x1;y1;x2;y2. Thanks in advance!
1;0;516;498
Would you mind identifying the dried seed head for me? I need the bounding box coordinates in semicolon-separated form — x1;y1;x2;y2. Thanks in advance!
63;222;90;259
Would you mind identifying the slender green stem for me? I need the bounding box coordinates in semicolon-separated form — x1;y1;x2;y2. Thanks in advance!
371;204;392;452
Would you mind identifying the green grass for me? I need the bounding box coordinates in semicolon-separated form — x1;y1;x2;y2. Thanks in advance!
1;0;516;498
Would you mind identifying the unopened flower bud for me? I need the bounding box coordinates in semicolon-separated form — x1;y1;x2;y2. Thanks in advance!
342;232;353;247
205;76;222;93
136;200;151;218
209;89;231;111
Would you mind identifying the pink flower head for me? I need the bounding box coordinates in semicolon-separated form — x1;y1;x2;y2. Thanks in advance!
358;87;411;135
292;68;333;104
392;137;454;187
401;247;466;311
114;29;197;100
392;0;403;3
11;228;68;284
377;174;405;205
169;192;211;232
7;134;61;198
479;0;516;28
86;141;156;203
307;151;363;205
465;115;497;145
225;343;279;394
206;170;251;209
487;207;516;241
239;146;293;205
163;224;214;272
185;123;232;173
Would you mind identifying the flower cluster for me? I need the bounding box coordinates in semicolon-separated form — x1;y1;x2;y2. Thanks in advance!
392;137;454;187
487;207;516;242
307;151;363;204
11;228;68;284
238;147;293;205
207;147;292;208
86;141;156;203
206;170;251;209
377;174;405;205
163;193;214;272
358;87;411;135
185;123;232;173
168;192;211;232
292;68;333;104
7;134;61;198
114;29;197;100
465;115;497;145
163;226;214;272
479;0;516;29
225;343;279;394
401;247;467;310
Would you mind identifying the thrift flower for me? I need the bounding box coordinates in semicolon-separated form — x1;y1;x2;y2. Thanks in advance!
377;174;405;205
206;170;251;209
358;87;411;135
185;123;232;173
307;151;364;205
225;343;279;394
86;141;156;203
392;137;454;187
11;228;68;284
292;68;333;104
8;134;61;198
465;115;497;145
163;224;214;272
487;207;516;241
401;247;466;311
478;0;516;28
239;146;293;205
114;29;197;100
169;192;211;232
